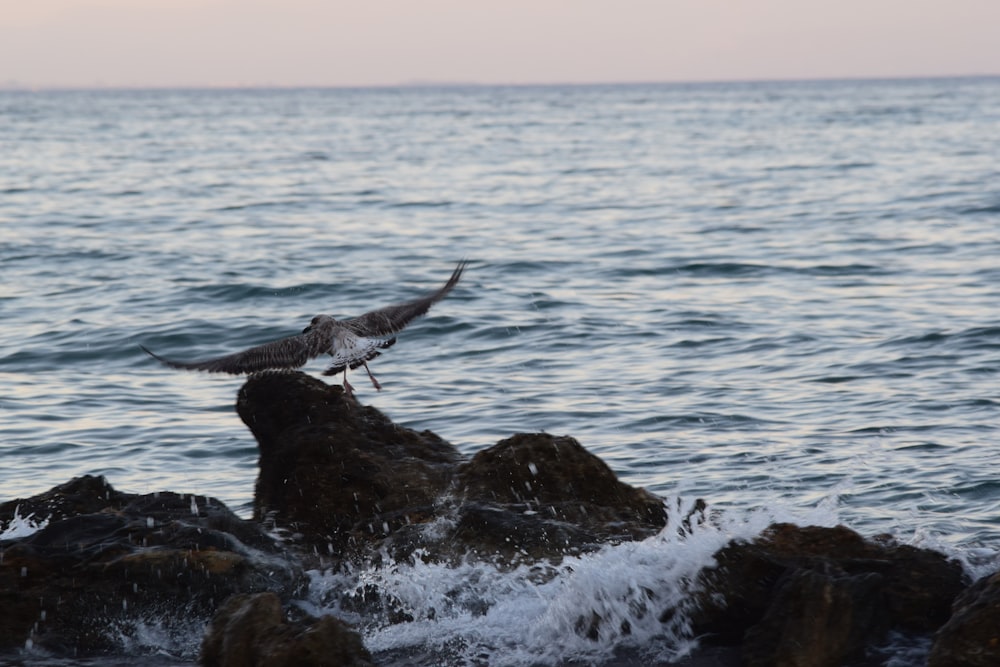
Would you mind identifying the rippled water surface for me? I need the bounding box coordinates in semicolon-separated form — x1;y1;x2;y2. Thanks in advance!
2;78;1000;663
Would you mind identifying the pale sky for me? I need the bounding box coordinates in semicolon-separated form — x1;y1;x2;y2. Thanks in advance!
2;0;998;88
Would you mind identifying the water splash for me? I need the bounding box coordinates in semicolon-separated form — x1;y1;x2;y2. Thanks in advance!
303;496;844;665
0;506;50;540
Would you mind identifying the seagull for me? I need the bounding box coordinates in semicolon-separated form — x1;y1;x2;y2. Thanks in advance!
140;261;467;397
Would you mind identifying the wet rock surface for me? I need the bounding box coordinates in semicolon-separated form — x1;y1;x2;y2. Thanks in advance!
241;372;461;558
0;476;301;655
928;570;1000;667
241;372;665;563
452;432;668;557
201;592;374;667
0;371;993;666
693;523;969;665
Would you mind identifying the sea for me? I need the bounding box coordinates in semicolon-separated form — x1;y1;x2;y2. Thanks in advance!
1;77;999;666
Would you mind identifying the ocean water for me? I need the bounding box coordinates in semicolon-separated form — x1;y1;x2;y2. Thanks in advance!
2;78;1000;664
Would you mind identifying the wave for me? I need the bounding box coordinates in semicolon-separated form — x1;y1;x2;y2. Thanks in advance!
304;498;809;666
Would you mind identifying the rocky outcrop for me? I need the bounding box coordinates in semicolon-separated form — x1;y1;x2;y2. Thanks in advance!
1;372;673;661
0;476;300;655
201;592;374;667
1;371;992;666
693;523;969;665
240;372;461;556
240;372;666;563
452;433;667;555
928;570;1000;667
740;568;883;667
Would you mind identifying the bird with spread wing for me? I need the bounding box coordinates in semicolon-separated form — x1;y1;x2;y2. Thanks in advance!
140;261;467;397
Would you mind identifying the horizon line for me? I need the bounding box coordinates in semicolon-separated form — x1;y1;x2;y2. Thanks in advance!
2;72;999;93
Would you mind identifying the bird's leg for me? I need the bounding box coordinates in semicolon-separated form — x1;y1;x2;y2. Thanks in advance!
362;361;382;391
342;370;355;398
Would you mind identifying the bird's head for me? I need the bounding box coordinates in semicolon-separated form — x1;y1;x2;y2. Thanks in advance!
303;314;333;334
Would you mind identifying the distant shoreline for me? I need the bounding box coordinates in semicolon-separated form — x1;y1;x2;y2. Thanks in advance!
2;72;999;93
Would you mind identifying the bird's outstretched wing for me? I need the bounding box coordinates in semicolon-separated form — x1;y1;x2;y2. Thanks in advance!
341;260;467;338
140;328;328;375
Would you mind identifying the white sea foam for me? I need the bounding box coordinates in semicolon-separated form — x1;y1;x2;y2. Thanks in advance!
111;616;205;661
304;496;846;665
0;506;49;540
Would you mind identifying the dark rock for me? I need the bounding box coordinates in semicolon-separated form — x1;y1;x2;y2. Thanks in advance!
239;373;666;563
450;501;601;560
5;371;975;667
455;433;667;535
239;372;461;554
742;569;885;667
928;570;1000;667
0;474;126;522
693;523;969;660
201;592;374;667
447;433;667;560
1;373;675;661
0;476;300;655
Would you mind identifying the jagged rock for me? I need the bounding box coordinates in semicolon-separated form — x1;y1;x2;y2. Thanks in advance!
693;523;969;660
201;592;374;667
3;372;980;667
455;433;667;533
0;374;674;661
449;433;667;559
0;474;127;521
0;476;300;655
450;501;601;560
928;569;1000;667
239;372;461;554
742;569;885;667
239;372;667;562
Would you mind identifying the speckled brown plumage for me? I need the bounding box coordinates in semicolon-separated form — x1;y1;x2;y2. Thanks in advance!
140;261;467;395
